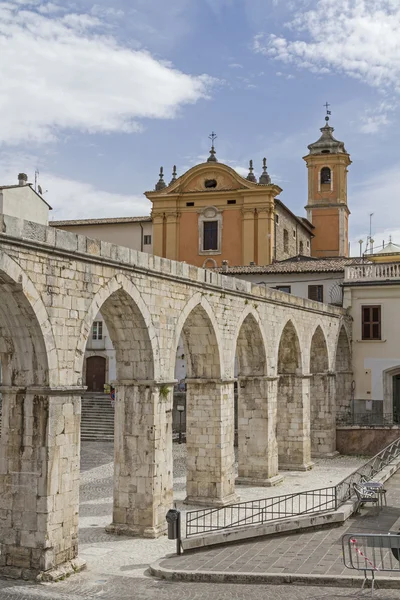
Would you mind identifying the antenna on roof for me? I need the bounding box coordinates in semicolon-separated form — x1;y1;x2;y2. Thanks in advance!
35;169;39;192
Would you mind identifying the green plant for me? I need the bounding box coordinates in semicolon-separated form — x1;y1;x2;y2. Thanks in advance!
159;384;170;399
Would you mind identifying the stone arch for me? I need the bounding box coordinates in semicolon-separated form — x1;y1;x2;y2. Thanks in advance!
277;319;312;470
169;293;222;380
234;311;279;484
310;325;329;374
234;308;268;377
0;251;55;386
309;325;335;457
334;324;353;418
74;273;159;383
277;319;302;375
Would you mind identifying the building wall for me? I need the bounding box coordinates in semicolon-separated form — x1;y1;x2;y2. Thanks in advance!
343;283;400;417
1;187;49;225
53;221;153;253
234;271;343;305
310;208;340;257
274;203;311;260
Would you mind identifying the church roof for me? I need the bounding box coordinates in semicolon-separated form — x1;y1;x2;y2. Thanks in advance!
307;117;348;155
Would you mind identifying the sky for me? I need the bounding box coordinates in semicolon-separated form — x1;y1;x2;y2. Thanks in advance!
1;0;400;254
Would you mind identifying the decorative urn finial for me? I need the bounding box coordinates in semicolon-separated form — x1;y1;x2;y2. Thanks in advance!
259;157;271;184
246;159;257;182
155;166;166;190
170;165;177;184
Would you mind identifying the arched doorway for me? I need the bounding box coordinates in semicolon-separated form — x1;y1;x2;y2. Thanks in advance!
86;355;106;392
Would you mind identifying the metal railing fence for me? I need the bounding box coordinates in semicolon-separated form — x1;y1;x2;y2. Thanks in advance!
186;487;336;537
185;436;400;539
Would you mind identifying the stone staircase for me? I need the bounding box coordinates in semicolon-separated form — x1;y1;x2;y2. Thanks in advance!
81;393;114;442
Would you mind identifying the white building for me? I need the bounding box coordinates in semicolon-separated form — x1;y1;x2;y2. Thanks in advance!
217;256;363;306
0;173;51;225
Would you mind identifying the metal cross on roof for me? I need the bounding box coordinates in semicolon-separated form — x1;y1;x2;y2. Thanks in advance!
208;131;217;145
324;102;331;116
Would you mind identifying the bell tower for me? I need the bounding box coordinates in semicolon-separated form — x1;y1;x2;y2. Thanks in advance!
304;109;351;257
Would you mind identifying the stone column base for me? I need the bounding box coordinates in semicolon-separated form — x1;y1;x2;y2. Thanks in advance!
105;522;167;538
0;557;86;582
236;474;284;487
279;461;314;471
184;492;240;507
311;451;340;459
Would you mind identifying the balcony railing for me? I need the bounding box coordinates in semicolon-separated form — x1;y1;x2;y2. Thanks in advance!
345;263;400;283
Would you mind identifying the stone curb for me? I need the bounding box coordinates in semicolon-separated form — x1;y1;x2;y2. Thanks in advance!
149;559;400;588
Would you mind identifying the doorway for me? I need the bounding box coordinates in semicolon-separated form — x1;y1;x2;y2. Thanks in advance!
86;356;106;392
393;374;400;424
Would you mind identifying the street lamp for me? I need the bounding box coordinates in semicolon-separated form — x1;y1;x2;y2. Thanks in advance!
176;404;185;444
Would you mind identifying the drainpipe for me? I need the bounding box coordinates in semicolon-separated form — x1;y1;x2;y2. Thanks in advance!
139;222;144;252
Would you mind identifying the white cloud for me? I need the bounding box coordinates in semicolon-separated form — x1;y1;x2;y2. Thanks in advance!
255;1;400;93
0;1;213;146
228;63;243;69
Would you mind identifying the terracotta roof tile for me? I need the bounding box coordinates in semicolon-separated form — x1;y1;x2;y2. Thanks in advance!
51;216;151;227
216;256;366;275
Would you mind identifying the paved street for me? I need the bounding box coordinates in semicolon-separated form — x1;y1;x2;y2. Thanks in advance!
0;442;396;599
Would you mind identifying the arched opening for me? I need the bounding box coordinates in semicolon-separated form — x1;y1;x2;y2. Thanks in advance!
235;314;280;485
309;326;336;457
277;321;312;470
283;229;289;253
320;166;332;187
77;280;166;538
173;301;236;506
335;326;352;420
0;267;66;574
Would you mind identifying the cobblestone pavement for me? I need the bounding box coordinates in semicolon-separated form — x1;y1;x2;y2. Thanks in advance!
0;442;389;599
159;471;400;580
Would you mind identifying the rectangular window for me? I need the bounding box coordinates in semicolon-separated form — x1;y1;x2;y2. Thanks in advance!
362;305;381;340
293;230;296;238
92;321;103;340
203;221;218;251
227;199;236;205
275;214;279;224
143;235;152;245
186;202;194;207
308;285;324;302
275;285;291;294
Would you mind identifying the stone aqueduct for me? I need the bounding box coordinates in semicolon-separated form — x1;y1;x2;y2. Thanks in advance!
0;214;352;577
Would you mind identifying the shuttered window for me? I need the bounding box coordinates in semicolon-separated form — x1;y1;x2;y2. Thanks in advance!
362;305;381;340
308;285;323;302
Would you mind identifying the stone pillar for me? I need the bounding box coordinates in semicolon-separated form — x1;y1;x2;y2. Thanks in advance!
242;208;255;266
0;386;84;580
236;376;283;486
185;379;238;506
310;373;338;458
277;375;314;471
152;213;165;258
107;381;173;538
165;212;178;261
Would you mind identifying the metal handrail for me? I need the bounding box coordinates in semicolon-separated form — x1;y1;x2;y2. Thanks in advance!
184;436;400;539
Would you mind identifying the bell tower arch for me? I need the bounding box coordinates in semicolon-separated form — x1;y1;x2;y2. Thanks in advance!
304;113;351;257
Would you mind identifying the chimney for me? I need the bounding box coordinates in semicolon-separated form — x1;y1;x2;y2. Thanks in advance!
18;173;28;186
249;261;255;266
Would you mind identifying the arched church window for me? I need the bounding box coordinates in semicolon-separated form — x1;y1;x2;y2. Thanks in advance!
320;167;331;185
299;241;304;254
283;229;289;253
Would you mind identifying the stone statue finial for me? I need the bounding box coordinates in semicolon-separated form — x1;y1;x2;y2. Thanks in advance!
155;166;166;191
246;159;257;183
170;165;177;184
259;157;271;184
